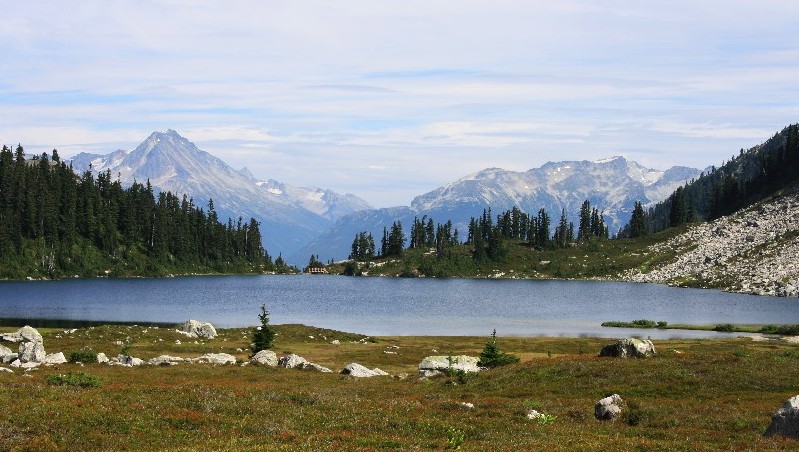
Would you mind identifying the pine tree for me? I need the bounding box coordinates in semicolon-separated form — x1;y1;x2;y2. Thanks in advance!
629;201;647;238
578;200;591;240
669;186;687;227
251;304;276;355
478;329;519;368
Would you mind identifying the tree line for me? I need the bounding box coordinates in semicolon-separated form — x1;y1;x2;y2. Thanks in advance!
621;123;799;237
0;145;280;277
348;200;609;265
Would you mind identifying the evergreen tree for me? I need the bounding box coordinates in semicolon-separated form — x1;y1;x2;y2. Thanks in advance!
629;201;647;238
478;329;520;368
251;304;276;355
578;200;591;240
554;208;569;248
669;186;687;227
382;222;405;257
487;226;507;262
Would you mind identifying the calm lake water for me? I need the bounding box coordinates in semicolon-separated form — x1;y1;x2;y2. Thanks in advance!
1;275;798;338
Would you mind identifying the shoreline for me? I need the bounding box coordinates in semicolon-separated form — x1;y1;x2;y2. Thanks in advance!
0;320;788;341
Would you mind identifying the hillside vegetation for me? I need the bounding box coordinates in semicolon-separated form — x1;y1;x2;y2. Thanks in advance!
323;125;799;297
0;145;294;279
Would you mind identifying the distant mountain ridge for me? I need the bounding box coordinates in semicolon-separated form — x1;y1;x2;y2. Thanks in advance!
291;157;701;263
66;130;701;266
67;130;373;259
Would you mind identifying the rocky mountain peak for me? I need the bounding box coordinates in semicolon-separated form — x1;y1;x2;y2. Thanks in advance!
65;130;373;261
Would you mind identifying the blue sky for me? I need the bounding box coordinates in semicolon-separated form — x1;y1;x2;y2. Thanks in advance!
2;1;798;207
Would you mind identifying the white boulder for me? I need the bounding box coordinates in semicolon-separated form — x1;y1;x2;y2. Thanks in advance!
341;363;387;378
299;362;333;373
178;319;217;339
117;355;144;366
43;352;67;364
0;345;13;360
197;353;236;365
418;355;481;377
278;354;308;369
249;350;278;366
148;355;185;366
19;341;46;363
599;338;656;358
1;325;43;343
96;353;109;364
595;394;624;421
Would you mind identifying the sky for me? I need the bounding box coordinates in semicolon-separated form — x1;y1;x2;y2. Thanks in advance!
2;1;798;207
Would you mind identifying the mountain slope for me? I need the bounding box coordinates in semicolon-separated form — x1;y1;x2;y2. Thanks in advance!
293;157;700;263
624;183;799;297
68;130;372;259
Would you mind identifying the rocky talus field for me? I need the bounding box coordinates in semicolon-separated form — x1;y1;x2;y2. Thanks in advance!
625;186;799;297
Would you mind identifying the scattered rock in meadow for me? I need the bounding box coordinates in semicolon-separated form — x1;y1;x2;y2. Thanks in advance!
527;409;544;420
10;360;40;369
0;345;13;360
117;355;144;366
598;338;656;358
96;353;109;364
418;355;481;377
148;355;185;366
1;325;43;343
2;353;18;364
331;340;340;345
279;354;308;369
178;319;218;339
340;363;387;377
0;367;12;373
299;362;333;373
43;352;67;364
18;341;46;364
461;402;475;410
595;394;624;421
764;395;799;439
197;353;236;365
249;350;278;366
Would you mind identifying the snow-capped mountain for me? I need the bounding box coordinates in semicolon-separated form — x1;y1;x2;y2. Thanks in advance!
410;156;700;224
68;130;373;259
254;179;373;222
291;157;701;263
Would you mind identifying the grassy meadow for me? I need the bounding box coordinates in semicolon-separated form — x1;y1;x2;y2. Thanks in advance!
2;323;799;450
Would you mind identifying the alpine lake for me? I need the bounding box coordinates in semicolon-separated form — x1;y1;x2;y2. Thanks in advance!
2;275;798;337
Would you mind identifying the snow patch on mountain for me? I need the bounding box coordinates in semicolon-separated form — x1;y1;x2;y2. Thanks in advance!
67;130;372;260
295;156;700;263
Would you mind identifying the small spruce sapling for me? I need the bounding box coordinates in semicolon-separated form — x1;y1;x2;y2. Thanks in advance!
251;304;276;356
478;329;520;368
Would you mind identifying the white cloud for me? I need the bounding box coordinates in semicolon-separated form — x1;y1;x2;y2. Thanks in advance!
2;1;799;206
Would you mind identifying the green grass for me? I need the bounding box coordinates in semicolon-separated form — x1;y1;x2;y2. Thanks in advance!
1;323;798;450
